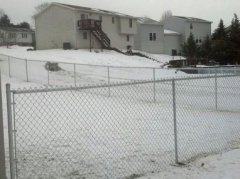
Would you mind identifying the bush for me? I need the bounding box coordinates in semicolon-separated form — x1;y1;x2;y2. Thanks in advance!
45;62;61;71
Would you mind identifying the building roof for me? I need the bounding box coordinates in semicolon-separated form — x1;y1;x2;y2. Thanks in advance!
137;17;163;25
0;26;34;33
164;29;181;35
174;16;212;23
54;3;137;19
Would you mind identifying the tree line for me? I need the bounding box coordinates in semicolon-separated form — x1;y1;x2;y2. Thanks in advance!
0;9;30;29
183;14;240;65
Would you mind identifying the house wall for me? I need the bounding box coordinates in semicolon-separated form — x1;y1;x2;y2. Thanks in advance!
164;17;186;42
0;30;33;46
75;11;136;50
184;21;211;42
16;32;33;44
119;18;137;35
134;24;164;54
35;5;76;50
164;16;211;44
134;24;141;50
35;4;137;50
164;34;181;55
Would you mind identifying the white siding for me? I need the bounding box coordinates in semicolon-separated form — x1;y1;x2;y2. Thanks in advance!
164;17;186;42
134;24;164;54
35;5;75;50
184;22;211;42
16;32;33;44
164;34;181;55
164;16;211;44
75;12;136;49
120;18;137;35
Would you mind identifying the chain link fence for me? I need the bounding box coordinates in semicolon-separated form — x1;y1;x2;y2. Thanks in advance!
5;73;240;179
1;53;240;87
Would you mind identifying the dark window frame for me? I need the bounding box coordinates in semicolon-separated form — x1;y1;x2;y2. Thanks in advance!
149;33;153;41
153;33;157;41
127;35;130;42
22;33;27;38
129;18;133;28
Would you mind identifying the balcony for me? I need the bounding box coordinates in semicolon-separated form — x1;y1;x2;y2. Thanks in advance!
78;19;102;30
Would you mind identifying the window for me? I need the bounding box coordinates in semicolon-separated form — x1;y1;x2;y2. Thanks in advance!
129;19;132;28
22;33;27;38
149;33;153;41
149;33;157;41
9;33;16;39
190;23;193;30
99;15;102;21
81;14;86;19
112;17;115;24
83;32;87;39
153;33;157;41
126;35;130;42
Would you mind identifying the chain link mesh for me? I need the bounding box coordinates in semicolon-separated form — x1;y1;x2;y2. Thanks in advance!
8;74;240;179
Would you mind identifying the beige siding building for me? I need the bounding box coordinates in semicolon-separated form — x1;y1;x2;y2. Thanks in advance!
164;30;181;55
134;17;164;54
163;16;212;55
0;27;34;46
35;3;137;50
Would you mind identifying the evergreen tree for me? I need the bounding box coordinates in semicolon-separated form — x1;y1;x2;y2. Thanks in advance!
182;33;197;58
229;14;240;64
212;19;227;40
211;19;229;64
199;35;212;59
18;22;30;29
0;14;11;26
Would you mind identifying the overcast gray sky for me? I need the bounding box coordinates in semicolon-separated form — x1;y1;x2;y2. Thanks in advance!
0;0;239;30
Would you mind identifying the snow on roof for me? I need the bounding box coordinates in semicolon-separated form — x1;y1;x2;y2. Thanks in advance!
137;17;163;25
174;16;212;23
56;3;137;19
164;29;181;35
0;26;34;33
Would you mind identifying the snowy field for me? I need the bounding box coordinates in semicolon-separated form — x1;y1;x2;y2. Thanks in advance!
0;46;240;179
0;46;188;86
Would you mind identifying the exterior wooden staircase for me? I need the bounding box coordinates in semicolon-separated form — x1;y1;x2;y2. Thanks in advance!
91;29;110;48
78;19;110;49
78;19;161;64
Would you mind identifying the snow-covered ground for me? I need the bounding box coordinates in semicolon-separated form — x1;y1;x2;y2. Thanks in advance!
0;46;189;86
139;147;240;179
0;46;240;179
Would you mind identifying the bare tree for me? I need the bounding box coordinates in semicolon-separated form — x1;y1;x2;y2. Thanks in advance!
0;9;4;18
160;10;173;23
34;2;50;15
0;31;15;48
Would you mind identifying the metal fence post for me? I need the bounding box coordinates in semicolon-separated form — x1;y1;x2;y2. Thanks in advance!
215;69;218;110
8;56;11;78
74;64;76;87
25;59;29;82
6;84;16;179
107;66;110;97
47;69;50;85
0;72;7;179
172;79;179;164
153;68;156;103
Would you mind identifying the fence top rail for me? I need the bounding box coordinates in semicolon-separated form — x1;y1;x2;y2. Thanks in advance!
10;73;240;95
1;53;240;70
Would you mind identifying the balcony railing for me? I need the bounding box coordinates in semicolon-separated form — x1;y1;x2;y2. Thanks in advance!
78;19;102;30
